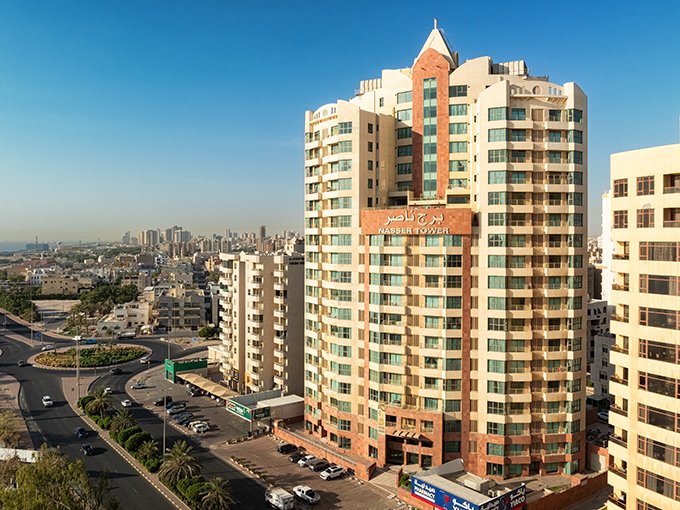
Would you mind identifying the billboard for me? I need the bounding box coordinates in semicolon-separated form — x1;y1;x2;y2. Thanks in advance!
411;476;526;510
226;399;270;421
361;207;471;236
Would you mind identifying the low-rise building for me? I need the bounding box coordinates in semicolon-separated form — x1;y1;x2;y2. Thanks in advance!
42;275;79;294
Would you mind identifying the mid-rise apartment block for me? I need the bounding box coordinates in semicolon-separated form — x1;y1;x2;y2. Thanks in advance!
304;26;587;478
607;143;680;510
218;250;304;396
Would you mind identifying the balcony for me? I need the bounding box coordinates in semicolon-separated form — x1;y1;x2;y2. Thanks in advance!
611;374;628;386
608;465;627;480
611;314;629;323
664;221;680;228
607;495;626;510
610;405;628;418
612;254;629;260
611;344;629;355
611;284;629;292
664;186;680;194
609;435;627;448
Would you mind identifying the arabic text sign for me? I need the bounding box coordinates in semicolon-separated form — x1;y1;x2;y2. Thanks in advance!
361;208;471;236
411;476;526;510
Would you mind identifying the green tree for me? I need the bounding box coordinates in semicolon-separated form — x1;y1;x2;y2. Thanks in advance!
87;387;113;417
0;444;120;509
158;440;202;487
137;439;159;461
200;477;237;510
110;408;137;435
0;410;20;448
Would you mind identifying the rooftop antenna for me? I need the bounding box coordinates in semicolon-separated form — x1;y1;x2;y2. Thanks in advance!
434;18;438;29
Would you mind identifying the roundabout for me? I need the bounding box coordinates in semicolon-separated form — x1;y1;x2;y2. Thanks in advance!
28;343;151;370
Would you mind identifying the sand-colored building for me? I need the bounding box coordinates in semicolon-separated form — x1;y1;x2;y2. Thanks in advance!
607;143;680;510
218;251;304;396
303;26;587;478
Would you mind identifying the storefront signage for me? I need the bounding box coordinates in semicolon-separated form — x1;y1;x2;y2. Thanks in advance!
362;207;471;236
411;476;526;510
226;399;271;421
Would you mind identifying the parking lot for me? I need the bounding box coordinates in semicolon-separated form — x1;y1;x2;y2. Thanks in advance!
216;436;402;510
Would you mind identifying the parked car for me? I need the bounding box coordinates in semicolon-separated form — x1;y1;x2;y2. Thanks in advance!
121;400;132;407
167;404;187;415
131;382;147;390
75;427;88;438
81;444;94;456
297;455;318;468
191;421;210;433
598;411;609;422
1;321;9;327
174;412;194;425
293;486;321;505
309;459;329;472
154;396;172;406
84;339;97;344
265;488;294;510
288;451;307;463
187;387;199;397
276;442;298;454
42;396;53;407
166;400;184;410
41;344;55;351
320;464;346;480
109;367;122;375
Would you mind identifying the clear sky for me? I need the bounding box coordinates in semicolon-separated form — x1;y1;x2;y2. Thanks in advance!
0;0;678;243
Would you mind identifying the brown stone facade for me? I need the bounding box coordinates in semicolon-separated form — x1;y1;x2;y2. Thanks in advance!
412;48;451;200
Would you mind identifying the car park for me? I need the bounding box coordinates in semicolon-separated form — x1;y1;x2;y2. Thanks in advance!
109;367;122;375
131;382;147;390
174;412;194;425
41;344;55;351
121;400;132;407
154;396;172;406
276;442;298;454
309;459;329;472
75;427;88;438
191;421;209;433
17;361;26;367
320;464;346;480
81;444;93;456
288;451;307;463
297;455;318;468
42;396;53;407
167;404;187;415
293;485;321;505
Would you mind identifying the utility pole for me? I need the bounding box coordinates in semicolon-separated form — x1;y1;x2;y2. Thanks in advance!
75;335;81;402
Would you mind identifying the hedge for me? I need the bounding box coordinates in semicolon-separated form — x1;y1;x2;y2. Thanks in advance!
125;432;153;454
117;426;142;446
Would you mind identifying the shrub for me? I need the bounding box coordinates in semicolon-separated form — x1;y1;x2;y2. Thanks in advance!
399;474;411;488
117;426;142;446
99;416;112;430
184;482;207;507
177;476;204;497
144;458;161;473
125;432;153;453
77;396;95;409
110;431;118;443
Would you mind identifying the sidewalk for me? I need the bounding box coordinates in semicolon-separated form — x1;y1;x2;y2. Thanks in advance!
0;372;34;450
62;376;191;510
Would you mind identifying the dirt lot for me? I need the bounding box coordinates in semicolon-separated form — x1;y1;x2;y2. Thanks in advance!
216;436;403;510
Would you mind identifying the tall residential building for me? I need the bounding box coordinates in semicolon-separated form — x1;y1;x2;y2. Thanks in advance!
218;250;305;396
607;143;680;510
303;26;587;478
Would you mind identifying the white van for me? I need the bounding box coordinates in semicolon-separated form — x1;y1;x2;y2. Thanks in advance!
265;488;294;510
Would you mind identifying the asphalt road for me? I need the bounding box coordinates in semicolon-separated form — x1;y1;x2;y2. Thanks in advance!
0;317;270;509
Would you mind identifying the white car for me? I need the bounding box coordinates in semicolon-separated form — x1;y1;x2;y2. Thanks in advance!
104;388;112;395
191;421;210;433
41;344;55;351
42;396;53;407
297;455;318;468
293;485;321;505
131;382;147;390
121;400;132;407
139;356;151;364
320;464;346;480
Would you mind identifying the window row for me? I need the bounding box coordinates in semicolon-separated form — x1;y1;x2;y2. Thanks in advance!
488;191;583;205
488;128;582;144
613;209;656;228
489;149;583;164
488;107;582;123
488;233;583;248
613;175;657;198
488;317;582;331
487;212;583;227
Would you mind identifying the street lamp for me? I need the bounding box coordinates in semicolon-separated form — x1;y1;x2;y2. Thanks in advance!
74;335;81;402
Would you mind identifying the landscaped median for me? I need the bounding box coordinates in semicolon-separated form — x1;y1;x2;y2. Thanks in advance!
75;387;238;510
37;344;145;368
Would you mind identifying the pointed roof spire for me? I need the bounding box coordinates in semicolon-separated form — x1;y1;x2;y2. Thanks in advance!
415;24;458;69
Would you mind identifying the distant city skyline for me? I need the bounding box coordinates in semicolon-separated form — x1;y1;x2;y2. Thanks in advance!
1;1;679;241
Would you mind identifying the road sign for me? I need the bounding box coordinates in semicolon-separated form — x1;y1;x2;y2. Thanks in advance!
193;337;197;342
36;332;41;339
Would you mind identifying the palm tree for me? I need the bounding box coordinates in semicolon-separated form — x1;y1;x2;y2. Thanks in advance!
200;477;236;510
87;387;113;417
110;408;137;435
158;440;202;486
137;440;159;461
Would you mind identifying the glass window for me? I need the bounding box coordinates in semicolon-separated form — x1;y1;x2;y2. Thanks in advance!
397;91;412;104
510;108;525;120
449;104;468;116
449;85;467;97
488;107;507;121
396;109;412;121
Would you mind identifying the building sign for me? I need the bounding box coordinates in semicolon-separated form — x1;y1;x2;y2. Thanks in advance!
361;207;471;236
226;399;271;421
378;407;386;435
411;476;526;510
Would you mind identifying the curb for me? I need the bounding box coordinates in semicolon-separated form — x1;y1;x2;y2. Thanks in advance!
63;379;190;510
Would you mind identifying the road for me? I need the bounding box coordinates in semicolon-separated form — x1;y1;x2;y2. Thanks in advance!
0;317;269;509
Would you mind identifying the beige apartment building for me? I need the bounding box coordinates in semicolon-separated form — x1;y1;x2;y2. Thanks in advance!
218;251;304;396
303;26;587;478
42;275;79;294
607;143;680;510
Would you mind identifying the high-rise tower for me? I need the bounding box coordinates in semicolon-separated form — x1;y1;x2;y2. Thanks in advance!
304;26;587;478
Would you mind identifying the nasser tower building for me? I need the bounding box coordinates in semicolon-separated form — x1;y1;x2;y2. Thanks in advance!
304;25;587;478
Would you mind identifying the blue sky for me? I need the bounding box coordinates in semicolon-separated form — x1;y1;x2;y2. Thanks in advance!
0;0;678;243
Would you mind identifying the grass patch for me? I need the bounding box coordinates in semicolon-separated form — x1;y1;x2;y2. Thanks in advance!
36;346;145;368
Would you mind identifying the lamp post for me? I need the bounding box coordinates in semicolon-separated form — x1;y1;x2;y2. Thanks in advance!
162;387;169;454
75;335;81;402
